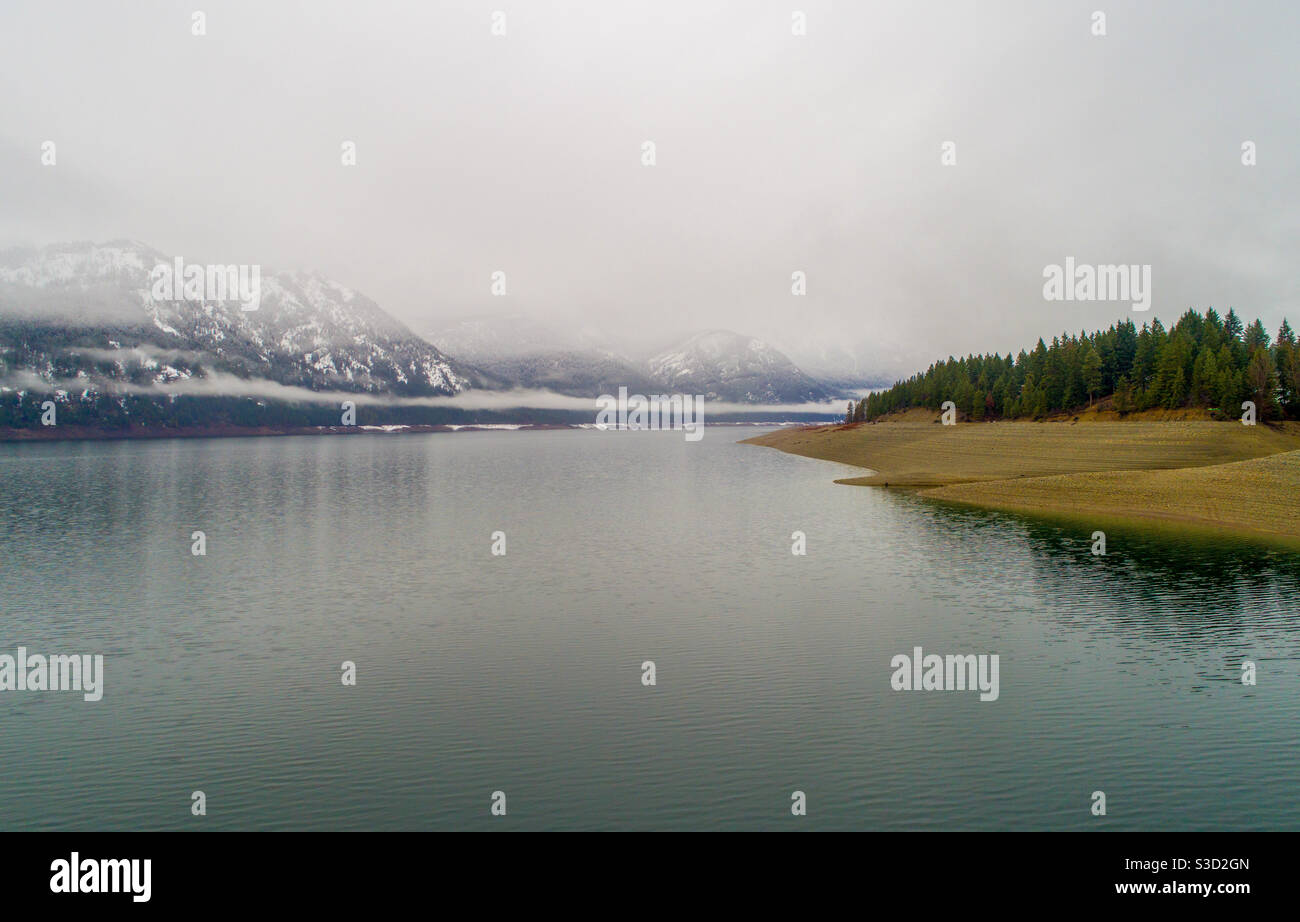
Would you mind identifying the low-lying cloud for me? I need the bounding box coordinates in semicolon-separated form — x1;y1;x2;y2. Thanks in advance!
0;369;846;416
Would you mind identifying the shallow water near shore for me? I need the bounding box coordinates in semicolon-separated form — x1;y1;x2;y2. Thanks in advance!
922;492;1300;555
1;428;1297;830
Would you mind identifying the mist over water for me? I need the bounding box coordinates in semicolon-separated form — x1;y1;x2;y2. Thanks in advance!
0;429;1296;830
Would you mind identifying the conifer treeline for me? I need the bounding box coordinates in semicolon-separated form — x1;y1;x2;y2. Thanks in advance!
847;309;1299;423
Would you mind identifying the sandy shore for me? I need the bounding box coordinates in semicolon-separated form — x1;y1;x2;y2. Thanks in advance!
744;417;1300;547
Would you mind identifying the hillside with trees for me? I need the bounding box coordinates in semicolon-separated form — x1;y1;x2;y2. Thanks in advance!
848;308;1299;423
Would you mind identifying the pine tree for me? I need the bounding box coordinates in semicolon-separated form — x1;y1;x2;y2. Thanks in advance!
1215;365;1242;413
1114;375;1135;413
1082;346;1103;406
1276;340;1298;413
1280;340;1300;415
1278;318;1296;346
1246;347;1280;419
1132;324;1158;395
1191;348;1219;405
849;308;1296;423
1224;308;1244;341
1244;319;1271;354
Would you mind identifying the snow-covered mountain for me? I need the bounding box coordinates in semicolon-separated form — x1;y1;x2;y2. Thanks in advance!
0;241;473;396
0;243;855;410
429;316;842;403
646;330;832;403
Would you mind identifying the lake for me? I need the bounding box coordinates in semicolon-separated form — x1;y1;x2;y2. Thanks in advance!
1;428;1297;830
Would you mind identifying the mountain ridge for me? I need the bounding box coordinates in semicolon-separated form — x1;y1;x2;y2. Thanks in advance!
0;240;475;397
428;316;860;402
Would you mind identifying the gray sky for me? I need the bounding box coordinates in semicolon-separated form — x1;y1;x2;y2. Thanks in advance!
1;0;1297;378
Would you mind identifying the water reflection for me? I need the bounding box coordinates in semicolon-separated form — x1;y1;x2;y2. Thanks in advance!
913;496;1300;682
0;431;1296;831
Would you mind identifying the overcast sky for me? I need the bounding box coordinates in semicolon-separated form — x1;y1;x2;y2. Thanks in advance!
1;0;1297;377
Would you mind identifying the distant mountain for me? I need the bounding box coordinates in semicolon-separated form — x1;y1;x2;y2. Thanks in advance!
0;244;854;433
647;330;832;403
0;242;856;436
428;314;657;397
429;317;841;403
0;241;478;396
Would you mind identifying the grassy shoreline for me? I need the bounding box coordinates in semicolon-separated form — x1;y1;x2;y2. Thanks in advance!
743;416;1300;547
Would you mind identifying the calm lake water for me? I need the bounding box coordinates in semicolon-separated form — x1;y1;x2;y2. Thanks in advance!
1;428;1297;830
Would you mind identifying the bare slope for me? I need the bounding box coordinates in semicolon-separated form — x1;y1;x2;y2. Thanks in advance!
744;420;1300;542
